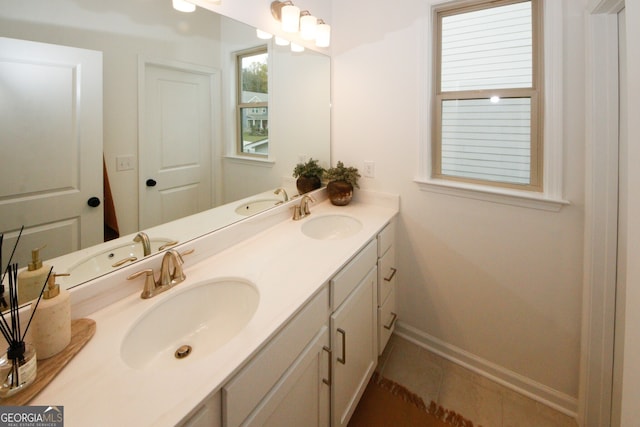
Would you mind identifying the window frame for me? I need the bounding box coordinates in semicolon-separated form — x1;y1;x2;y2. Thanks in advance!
235;46;269;158
416;0;567;211
432;0;544;192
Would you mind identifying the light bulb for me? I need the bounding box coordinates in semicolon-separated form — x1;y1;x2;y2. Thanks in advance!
172;0;196;12
256;29;273;40
300;13;317;40
275;36;290;46
291;43;305;53
281;4;300;32
315;21;331;47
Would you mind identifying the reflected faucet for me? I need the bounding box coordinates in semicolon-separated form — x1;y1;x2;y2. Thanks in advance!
274;187;289;203
133;232;151;256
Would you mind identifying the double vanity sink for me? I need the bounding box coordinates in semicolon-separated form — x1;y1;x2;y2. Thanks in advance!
31;190;398;426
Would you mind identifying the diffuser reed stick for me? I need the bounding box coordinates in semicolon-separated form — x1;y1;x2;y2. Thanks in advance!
0;227;49;394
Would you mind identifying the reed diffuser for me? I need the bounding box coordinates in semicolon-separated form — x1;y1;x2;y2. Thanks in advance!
0;228;51;397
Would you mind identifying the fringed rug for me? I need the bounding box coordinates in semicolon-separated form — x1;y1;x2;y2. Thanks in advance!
348;372;480;427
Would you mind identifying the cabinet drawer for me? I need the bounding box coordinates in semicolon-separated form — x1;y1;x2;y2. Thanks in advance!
378;284;397;355
377;245;396;306
223;286;330;427
331;239;377;310
377;221;395;258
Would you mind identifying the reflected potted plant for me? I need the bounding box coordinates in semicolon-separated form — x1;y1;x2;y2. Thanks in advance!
324;161;361;206
293;158;325;195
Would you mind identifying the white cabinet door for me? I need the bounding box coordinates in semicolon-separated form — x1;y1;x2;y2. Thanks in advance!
331;267;378;427
243;326;330;427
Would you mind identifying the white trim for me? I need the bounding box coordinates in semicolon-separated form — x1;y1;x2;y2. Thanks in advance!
415;178;569;211
417;0;566;209
223;155;276;167
395;322;579;418
579;4;622;426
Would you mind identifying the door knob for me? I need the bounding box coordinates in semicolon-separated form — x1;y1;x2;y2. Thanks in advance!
87;197;101;207
146;179;157;187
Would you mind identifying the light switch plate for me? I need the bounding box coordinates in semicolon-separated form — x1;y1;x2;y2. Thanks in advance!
364;161;375;178
116;155;135;171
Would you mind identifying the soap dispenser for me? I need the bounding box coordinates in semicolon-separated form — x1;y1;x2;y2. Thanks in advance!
18;245;50;304
30;272;71;360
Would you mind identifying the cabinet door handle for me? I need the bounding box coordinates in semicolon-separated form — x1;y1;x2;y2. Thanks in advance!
337;328;347;365
322;346;332;386
384;267;397;282
384;312;398;330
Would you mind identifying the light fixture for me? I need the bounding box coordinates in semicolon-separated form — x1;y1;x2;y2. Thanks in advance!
275;36;290;46
281;4;300;32
315;19;331;47
291;43;305;53
490;96;500;103
270;1;330;47
256;29;274;40
299;11;317;41
172;0;196;12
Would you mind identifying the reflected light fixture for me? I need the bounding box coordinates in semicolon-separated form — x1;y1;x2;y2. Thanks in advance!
299;11;317;41
490;96;500;103
291;43;305;53
275;36;290;46
315;19;331;48
172;0;196;12
256;29;274;40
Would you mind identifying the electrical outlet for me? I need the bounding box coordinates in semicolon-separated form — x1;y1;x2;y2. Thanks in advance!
363;161;375;178
116;155;135;172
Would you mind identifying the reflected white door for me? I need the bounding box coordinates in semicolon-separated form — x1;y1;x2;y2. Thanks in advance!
0;37;103;266
139;60;216;230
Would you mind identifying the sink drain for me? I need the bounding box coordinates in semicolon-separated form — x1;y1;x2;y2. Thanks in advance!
175;345;192;359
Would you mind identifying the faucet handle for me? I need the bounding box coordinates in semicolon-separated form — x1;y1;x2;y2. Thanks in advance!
127;269;157;299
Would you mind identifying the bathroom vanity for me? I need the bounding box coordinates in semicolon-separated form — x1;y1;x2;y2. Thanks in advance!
29;190;398;427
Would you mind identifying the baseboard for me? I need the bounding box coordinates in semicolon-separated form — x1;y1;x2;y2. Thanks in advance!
395;321;579;419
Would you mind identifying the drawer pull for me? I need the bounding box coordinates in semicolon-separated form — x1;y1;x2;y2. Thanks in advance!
384;267;397;282
384;312;398;330
337;328;347;365
322;346;332;386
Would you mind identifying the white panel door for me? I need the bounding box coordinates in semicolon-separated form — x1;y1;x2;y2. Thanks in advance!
139;60;216;229
0;37;103;266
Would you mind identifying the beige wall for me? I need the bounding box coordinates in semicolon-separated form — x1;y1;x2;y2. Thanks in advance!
331;0;586;410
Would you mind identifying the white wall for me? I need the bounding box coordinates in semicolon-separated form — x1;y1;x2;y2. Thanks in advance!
331;0;586;412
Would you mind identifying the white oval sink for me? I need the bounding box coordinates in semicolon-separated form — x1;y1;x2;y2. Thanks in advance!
301;214;363;240
121;278;259;371
235;199;281;216
65;239;176;284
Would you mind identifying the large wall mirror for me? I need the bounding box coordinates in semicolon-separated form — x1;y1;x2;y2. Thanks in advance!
0;0;330;289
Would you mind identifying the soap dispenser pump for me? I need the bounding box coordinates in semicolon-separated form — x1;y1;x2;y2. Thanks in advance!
30;272;71;360
18;245;50;304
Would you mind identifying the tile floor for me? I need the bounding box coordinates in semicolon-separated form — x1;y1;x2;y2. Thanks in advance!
375;334;578;427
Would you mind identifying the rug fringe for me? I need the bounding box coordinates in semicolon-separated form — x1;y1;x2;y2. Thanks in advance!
371;372;481;427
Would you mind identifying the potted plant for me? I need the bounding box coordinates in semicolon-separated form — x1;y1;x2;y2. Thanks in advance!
293;158;325;195
324;161;361;206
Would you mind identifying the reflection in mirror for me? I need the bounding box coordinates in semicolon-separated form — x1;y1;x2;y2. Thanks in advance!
0;0;330;289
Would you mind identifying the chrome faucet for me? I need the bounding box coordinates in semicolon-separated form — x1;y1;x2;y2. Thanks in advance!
133;232;151;256
127;249;194;299
274;187;289;203
293;195;315;220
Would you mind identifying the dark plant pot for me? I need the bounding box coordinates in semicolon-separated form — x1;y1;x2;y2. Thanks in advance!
296;176;322;194
327;180;353;206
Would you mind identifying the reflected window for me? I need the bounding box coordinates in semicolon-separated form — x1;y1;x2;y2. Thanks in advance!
236;48;269;157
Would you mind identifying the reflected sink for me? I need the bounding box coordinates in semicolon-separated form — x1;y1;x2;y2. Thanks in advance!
121;278;259;371
235;199;282;216
301;214;363;240
65;239;176;284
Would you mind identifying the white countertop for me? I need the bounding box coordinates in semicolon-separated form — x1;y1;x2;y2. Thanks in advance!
31;191;398;426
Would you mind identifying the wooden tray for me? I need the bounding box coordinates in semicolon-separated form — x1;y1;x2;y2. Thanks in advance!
0;318;96;406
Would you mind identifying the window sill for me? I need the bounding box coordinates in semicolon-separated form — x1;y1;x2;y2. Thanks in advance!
223;155;275;167
414;178;570;212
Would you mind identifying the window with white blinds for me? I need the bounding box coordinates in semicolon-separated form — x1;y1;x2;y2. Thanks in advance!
433;0;542;191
